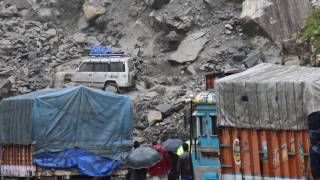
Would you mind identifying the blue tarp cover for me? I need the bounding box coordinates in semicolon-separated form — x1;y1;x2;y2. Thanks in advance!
0;86;133;160
33;149;124;177
90;45;112;56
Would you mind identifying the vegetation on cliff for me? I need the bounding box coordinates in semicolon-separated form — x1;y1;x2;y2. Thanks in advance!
302;8;320;53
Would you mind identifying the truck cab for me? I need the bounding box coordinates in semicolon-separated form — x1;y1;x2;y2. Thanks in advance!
189;71;242;180
191;91;221;180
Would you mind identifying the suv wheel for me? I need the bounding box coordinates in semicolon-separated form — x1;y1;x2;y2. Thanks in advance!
104;82;118;93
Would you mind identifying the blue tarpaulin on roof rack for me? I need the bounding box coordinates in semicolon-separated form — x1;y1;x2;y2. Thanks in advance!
0;85;133;160
89;45;124;57
33;149;124;177
90;45;112;56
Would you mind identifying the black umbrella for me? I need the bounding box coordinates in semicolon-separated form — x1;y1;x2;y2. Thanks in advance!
125;146;162;169
161;139;183;152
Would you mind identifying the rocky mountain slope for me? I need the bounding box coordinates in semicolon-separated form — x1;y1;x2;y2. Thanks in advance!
0;0;313;142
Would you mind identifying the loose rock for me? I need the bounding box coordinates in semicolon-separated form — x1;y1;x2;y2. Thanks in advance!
45;29;57;36
243;52;266;68
73;32;87;43
145;0;170;9
186;64;197;74
148;110;162;125
156;103;173;116
225;24;233;30
83;3;106;22
4;0;31;10
169;31;209;63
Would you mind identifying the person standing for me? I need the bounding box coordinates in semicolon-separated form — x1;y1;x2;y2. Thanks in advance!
178;143;193;180
147;142;170;180
167;151;179;180
126;141;147;180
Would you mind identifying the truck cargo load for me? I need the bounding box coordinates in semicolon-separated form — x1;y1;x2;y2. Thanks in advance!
215;63;320;129
189;66;319;179
0;85;133;177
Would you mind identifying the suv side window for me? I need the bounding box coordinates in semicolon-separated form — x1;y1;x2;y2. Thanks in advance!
79;63;94;72
128;61;134;71
94;63;106;72
110;62;125;72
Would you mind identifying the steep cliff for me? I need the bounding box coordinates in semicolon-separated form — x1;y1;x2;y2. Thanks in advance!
240;0;311;43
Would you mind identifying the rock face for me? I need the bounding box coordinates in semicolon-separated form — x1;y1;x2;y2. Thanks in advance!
168;31;209;63
240;0;311;43
312;0;320;7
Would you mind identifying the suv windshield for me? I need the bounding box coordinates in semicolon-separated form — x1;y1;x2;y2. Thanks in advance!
79;62;125;72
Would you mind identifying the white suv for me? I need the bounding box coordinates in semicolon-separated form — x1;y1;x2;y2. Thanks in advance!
72;55;136;91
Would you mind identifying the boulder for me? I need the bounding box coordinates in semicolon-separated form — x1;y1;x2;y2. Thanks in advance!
145;0;170;9
282;38;298;55
0;5;18;18
240;0;311;43
83;3;106;21
145;91;159;98
148;110;162;125
19;9;31;18
133;136;145;143
233;51;247;61
186;64;197;74
0;77;12;100
168;31;209;63
45;29;57;36
243;52;266;68
3;0;31;10
73;32;87;43
160;31;183;52
156;103;173;115
149;12;193;33
28;51;38;60
119;20;154;55
37;8;53;19
87;0;113;6
142;36;157;57
86;36;99;46
203;0;223;9
78;16;90;30
95;14;108;30
174;16;194;33
135;81;146;91
225;24;233;30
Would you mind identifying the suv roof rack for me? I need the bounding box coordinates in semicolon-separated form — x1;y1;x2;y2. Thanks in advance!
89;53;126;57
89;45;125;58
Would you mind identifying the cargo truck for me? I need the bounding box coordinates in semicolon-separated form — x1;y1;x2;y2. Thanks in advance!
0;85;133;179
189;63;318;179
